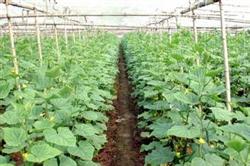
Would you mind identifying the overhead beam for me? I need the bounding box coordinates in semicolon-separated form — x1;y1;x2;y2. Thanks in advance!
149;0;219;25
181;0;219;14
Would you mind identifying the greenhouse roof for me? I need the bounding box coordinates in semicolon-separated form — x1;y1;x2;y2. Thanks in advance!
1;0;250;33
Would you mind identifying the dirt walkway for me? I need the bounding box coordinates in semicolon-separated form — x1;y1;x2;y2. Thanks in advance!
95;46;144;166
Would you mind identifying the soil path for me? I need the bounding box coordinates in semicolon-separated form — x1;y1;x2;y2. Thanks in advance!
95;46;144;166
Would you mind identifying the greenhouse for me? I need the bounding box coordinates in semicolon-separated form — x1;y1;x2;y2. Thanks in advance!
0;0;249;165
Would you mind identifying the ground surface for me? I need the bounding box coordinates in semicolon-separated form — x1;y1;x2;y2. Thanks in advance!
95;47;144;166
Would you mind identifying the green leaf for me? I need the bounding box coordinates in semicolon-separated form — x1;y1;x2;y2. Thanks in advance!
43;127;76;147
3;127;27;147
211;107;234;121
226;139;246;152
33;119;54;130
74;123;99;137
221;124;250;141
27;142;62;163
191;157;206;166
204;153;225;166
0;155;9;164
43;158;58;166
2;145;24;154
77;160;100;166
0;164;15;166
0;111;23;125
149;122;172;138
174;92;199;105
0;81;11;99
143;100;170;110
145;147;174;166
167;125;201;139
46;66;61;78
59;155;77;166
68;141;94;161
82;111;106;122
141;141;164;152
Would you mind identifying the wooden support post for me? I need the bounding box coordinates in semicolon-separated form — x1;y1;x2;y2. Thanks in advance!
72;24;76;43
192;10;198;43
175;16;179;30
219;0;232;112
5;1;20;90
167;20;172;43
64;18;68;48
34;9;43;66
78;26;81;40
78;14;81;40
192;9;200;65
54;24;60;62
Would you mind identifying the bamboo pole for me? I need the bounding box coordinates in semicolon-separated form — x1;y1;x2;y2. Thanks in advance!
167;19;172;43
5;0;21;90
54;24;60;62
192;10;200;65
72;24;76;43
219;0;232;112
64;17;68;48
78;14;81;40
34;8;43;66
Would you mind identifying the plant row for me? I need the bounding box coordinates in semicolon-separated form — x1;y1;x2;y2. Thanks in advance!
122;30;250;166
0;32;119;166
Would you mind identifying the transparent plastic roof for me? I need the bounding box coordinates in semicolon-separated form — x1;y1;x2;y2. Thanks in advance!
1;0;250;30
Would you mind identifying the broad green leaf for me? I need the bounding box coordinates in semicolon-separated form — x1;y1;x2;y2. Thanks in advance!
87;134;107;150
141;141;164;152
59;155;77;166
27;142;62;163
46;66;61;78
174;92;199;105
33;119;54;130
226;139;246;152
68;141;94;161
43;127;76;147
0;81;11;99
43;158;58;166
221;124;250;141
77;160;100;166
3;128;27;147
149;122;172;138
167;125;201;139
0;111;23;125
82;111;106;122
58;86;73;97
143;100;170;110
204;153;225;166
191;157;206;166
211;107;234;121
74;123;99;137
0;156;9;164
145;147;174;166
2;145;24;154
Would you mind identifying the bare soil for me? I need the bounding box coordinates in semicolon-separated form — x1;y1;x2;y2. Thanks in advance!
95;46;144;166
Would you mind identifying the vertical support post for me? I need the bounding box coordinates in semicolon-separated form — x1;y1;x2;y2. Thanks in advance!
192;9;200;65
78;14;81;40
64;17;68;49
175;16;179;30
5;0;20;90
192;10;198;43
78;25;81;40
167;19;172;43
72;24;76;43
219;0;232;112
34;9;43;66
54;24;60;62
